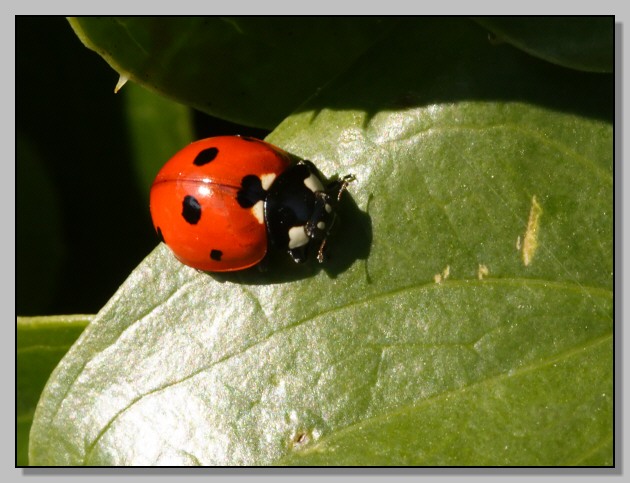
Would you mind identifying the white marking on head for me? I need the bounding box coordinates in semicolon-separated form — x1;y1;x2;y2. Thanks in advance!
317;221;326;230
325;203;332;213
260;173;277;191
304;173;324;193
288;226;309;249
251;200;264;224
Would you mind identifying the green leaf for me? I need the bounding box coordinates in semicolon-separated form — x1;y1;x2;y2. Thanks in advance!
30;18;612;466
277;294;612;466
17;315;90;466
122;82;194;198
68;17;396;129
474;17;613;73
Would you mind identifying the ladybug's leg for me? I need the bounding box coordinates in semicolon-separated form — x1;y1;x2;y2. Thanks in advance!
303;191;338;263
287;245;309;264
301;173;355;264
316;238;327;263
304;192;334;239
327;174;356;201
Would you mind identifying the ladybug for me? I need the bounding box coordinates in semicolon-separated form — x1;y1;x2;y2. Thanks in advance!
149;136;353;272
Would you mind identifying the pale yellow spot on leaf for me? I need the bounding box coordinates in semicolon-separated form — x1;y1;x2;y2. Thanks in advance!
522;195;543;266
434;265;450;284
478;264;489;280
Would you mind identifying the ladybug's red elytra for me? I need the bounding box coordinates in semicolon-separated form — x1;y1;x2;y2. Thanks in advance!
149;136;353;272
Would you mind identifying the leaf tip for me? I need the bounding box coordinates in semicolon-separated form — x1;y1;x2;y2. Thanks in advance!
114;75;129;94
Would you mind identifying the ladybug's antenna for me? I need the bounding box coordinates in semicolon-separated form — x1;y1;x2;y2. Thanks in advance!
337;175;356;201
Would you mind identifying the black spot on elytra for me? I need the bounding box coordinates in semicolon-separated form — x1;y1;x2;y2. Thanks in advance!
156;226;165;242
182;195;202;224
210;249;223;261
237;175;266;208
193;147;219;166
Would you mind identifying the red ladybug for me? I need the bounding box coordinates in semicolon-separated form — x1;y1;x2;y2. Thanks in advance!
149;136;353;272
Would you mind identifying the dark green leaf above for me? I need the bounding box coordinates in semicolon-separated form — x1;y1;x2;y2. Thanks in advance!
68;17;396;129
474;16;614;73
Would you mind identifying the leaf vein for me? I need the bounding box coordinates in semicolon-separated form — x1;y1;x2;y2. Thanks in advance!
80;276;610;463
286;333;612;460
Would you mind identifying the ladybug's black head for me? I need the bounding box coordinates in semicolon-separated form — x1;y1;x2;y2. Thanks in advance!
263;160;353;264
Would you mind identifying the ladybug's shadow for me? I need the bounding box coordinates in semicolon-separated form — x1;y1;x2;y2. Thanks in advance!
209;191;372;285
